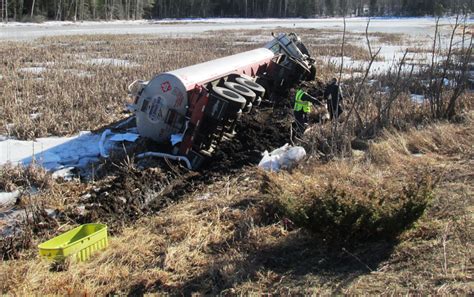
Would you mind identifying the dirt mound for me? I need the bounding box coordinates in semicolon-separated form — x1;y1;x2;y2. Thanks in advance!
203;106;293;173
65;106;292;232
63;106;293;233
65;168;198;233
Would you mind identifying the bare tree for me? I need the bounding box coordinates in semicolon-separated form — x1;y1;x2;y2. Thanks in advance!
445;16;473;118
427;15;468;119
342;18;381;137
30;0;35;18
338;16;346;82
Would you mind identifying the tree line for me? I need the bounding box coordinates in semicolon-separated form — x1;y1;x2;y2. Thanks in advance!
1;0;472;22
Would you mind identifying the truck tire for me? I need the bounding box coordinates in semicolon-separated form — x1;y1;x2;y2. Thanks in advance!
224;81;257;103
235;77;266;98
211;86;246;110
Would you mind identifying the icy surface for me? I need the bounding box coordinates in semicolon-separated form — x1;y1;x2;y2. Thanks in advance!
0;17;469;41
0;131;107;171
0;130;141;177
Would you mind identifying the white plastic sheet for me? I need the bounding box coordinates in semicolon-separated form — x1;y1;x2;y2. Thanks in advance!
258;144;306;172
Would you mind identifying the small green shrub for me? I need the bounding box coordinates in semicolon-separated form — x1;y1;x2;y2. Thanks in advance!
263;172;434;243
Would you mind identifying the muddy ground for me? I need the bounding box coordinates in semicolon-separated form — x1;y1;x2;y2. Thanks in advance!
0;95;299;259
65;103;295;233
1;76;331;260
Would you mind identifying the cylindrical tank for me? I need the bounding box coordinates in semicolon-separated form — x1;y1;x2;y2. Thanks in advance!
169;48;275;90
135;48;275;143
135;73;188;143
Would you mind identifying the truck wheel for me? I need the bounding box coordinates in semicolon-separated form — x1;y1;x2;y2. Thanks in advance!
224;81;257;103
211;86;246;111
235;77;266;98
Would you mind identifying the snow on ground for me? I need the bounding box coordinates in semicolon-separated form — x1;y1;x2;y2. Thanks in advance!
0;131;103;171
0;17;469;41
410;94;426;104
85;58;139;67
318;54;414;75
0;191;20;207
18;66;47;74
0;130;139;177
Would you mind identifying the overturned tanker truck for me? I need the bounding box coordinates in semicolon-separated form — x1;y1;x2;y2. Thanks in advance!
128;33;315;169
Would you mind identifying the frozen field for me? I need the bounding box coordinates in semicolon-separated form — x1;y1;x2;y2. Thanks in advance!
1;17;470;175
0;17;469;41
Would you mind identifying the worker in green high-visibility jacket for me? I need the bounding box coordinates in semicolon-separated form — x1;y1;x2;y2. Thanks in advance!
291;87;322;134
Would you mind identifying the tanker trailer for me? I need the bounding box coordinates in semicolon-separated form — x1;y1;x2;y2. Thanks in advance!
127;32;314;169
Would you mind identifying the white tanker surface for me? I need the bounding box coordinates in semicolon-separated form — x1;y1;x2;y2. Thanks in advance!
135;48;275;143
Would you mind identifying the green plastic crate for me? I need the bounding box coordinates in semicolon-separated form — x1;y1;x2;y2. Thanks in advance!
38;223;108;262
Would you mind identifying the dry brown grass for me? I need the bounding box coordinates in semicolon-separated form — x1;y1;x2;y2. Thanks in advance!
368;111;474;164
0;33;257;140
0;164;53;192
1;112;472;295
0;170;267;294
0;28;398;140
1;27;472;294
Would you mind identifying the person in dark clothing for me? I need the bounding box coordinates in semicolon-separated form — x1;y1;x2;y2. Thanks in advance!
324;78;344;120
291;87;321;135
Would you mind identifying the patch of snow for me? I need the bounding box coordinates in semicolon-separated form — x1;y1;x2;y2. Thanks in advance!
170;134;184;146
410;94;426;104
196;193;211;201
367;79;381;87
0;191;20;207
85;58;139;67
341;72;364;80
1;17;470;41
0;131;116;171
0;20;150;27
443;78;457;87
5;123;15;131
51;166;75;180
19;66;46;74
319;54;420;75
29;112;42;120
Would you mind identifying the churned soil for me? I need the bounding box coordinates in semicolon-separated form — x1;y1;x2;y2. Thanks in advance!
63;104;293;234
